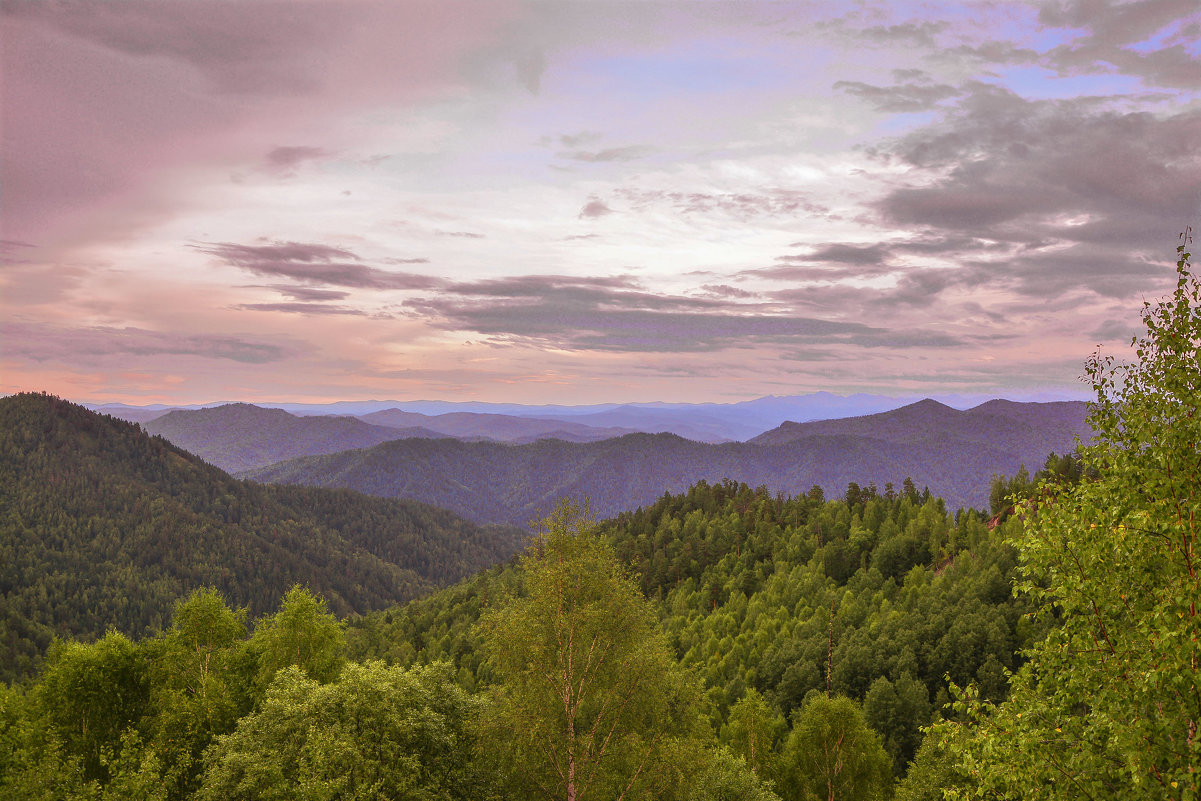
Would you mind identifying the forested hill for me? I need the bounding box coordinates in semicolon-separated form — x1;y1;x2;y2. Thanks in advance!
144;402;444;473
0;393;525;682
242;399;1091;525
347;478;1042;786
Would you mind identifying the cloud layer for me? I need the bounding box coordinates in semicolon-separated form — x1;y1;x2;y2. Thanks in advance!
3;0;1198;404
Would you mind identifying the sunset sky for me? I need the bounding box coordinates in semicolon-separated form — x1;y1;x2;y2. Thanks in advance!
3;0;1199;406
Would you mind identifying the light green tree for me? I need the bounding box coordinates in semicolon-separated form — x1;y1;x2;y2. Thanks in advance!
34;630;148;782
248;585;345;695
939;234;1201;799
0;682;92;800
199;660;483;801
477;500;712;801
723;688;783;781
149;588;251;801
692;746;781;801
894;734;965;801
778;694;892;801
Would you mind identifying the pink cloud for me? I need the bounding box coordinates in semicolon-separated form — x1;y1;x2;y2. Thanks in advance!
1;1;519;253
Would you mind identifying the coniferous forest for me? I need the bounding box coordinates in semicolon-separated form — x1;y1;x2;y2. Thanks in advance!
0;246;1197;800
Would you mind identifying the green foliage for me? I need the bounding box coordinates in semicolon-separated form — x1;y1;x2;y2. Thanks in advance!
0;682;93;799
248;585;345;695
149;589;252;801
34;631;149;782
349;476;1039;794
941;235;1201;800
477;499;710;801
95;730;167;801
3;401;1090;800
199;661;483;801
987;451;1086;521
863;673;932;774
894;734;967;801
722;688;784;781
778;694;892;801
344;562;522;688
692;747;781;801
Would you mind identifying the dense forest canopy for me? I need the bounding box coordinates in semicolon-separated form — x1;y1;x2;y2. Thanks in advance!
3;476;1036;801
0;393;524;683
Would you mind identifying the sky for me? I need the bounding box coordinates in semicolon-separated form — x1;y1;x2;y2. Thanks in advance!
2;0;1200;406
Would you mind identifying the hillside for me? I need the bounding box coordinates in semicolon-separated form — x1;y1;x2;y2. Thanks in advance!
346;479;1040;781
242;399;1091;525
0;393;525;682
144;403;444;473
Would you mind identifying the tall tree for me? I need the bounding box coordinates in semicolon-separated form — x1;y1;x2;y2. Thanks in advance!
723;688;783;781
940;234;1201;799
248;585;346;696
778;694;892;801
149;588;251;801
477;500;705;801
34;631;149;782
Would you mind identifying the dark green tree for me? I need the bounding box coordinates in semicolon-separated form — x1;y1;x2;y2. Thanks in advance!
863;673;931;773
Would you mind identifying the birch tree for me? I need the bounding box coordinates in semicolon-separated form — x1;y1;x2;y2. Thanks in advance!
477;500;701;801
940;233;1201;799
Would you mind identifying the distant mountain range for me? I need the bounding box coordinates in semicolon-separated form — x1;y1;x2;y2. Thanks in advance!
139;403;641;473
0;393;525;681
241;399;1092;525
92;390;1089;444
359;408;638;444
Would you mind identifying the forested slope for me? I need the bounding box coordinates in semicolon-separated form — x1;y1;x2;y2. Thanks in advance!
347;478;1052;779
0;393;525;682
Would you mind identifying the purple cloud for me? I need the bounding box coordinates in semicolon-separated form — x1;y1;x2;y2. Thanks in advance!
233;302;368;316
263;146;333;174
403;274;958;353
578;199;614;219
2;322;291;364
618;188;830;220
260;285;351;302
833;78;961;112
559;145;654;162
193;241;443;290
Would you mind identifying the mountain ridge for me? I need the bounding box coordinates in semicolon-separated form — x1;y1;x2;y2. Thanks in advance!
89;390;1091;443
241;399;1092;525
